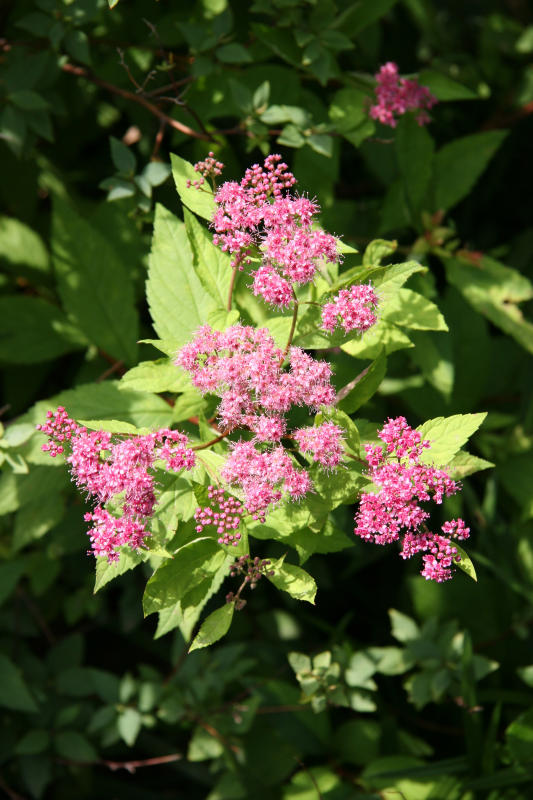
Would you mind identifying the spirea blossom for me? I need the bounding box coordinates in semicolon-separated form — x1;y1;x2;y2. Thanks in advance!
222;441;312;521
176;324;336;434
211;154;340;294
37;407;195;561
369;62;437;128
293;422;344;469
321;283;379;335
354;416;469;582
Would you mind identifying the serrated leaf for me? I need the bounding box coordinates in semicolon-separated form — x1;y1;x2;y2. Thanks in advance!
444;255;533;355
170;153;215;221
94;549;143;593
189;602;235;652
119;359;190;394
418;70;479;101
147;205;218;346
52;197;138;364
381;288;448;331
362;239;397;267
184;209;231;308
433;131;508;212
447;450;494;480
143;538;227;616
454;544;477;582
267;558;317;604
417;413;487;466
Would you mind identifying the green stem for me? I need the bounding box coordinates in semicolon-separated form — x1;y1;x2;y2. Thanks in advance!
281;291;299;361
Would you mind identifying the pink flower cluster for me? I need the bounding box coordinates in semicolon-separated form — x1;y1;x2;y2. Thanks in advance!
177;324;343;520
321;283;379;335
222;441;312;521
195;485;243;546
186;151;224;189
354;416;470;582
211;154;339;303
369;62;437;128
37;407;195;561
176;324;336;434
293;422;344;470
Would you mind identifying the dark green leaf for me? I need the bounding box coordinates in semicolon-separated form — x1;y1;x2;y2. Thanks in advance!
189;602;235;651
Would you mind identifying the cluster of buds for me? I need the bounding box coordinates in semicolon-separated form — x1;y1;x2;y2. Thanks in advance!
226;555;275;610
186;151;224;189
194;485;244;546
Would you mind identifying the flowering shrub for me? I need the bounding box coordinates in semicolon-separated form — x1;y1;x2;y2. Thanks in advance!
37;154;486;650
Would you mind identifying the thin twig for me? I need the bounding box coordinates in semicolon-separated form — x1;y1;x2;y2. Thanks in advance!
96;359;125;383
60;62;211;141
56;753;182;774
192;430;231;451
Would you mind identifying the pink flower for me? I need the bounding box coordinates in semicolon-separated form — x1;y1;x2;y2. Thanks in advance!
252;265;293;308
321;283;379;335
222;441;312;520
354;417;469;581
37;408;196;561
369;62;437;128
194;485;243;546
294;422;344;469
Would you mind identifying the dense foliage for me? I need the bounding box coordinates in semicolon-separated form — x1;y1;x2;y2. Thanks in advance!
1;0;533;798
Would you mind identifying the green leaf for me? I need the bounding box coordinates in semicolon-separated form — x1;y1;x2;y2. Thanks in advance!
170;153;215;221
329;88;368;134
94;549;143;592
184;209;231;308
307;134;333;158
267;558;317;604
409;330;454;397
54;731;98;762
362;239;397;268
261;105;309;126
0;216;49;274
118;708;142;746
189;602;235;652
389;609;420;642
395;115;434;216
418;70;479;101
147;204;218;346
444;255;533;355
0;560;26;607
506;708;533;763
142;162;171;186
52;197;138;364
381;288;447;331
216;43;252;63
447;450;494;480
77;419;151;435
0;296;86;364
498;454;533;519
277;124;306;148
9;90;49;111
0;654;38;712
340;0;397;35
454;544;477;582
433;131;508;212
15;730;50;756
373;261;427;300
338;352;387;413
64;29;91;65
143;538;228;616
119;359;190;394
341;320;413;359
109;136;136;174
417;412;487;466
108;0;120;7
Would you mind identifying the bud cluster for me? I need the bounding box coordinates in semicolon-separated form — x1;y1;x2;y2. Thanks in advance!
226;554;275;610
194;485;244;546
